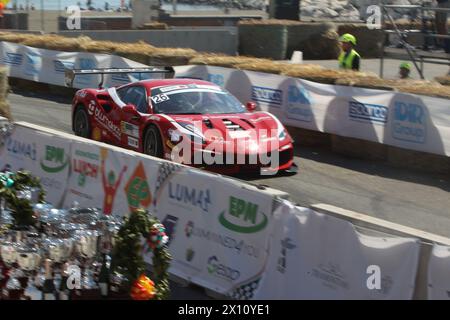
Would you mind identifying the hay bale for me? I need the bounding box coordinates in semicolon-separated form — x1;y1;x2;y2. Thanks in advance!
79;40;119;54
189;54;272;68
337;24;385;58
287;22;340;60
21;35;91;52
238;23;288;60
297;28;341;60
435;76;450;86
0;101;12;120
394;81;450;100
0;67;9;101
139;22;169;30
233;61;289;74
282;65;375;85
113;41;157;65
0;32;33;44
147;48;197;66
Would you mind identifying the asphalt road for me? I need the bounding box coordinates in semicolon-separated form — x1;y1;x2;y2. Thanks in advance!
8;89;450;238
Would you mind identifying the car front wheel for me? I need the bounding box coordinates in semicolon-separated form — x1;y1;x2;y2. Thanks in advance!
143;126;163;158
73;106;91;138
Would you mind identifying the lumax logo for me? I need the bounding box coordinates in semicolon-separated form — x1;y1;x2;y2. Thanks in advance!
218;196;268;234
40;146;69;173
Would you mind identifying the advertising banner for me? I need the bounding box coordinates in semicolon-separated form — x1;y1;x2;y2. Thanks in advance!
149;165;275;297
174;65;450;157
253;201;421;299
0;41;149;89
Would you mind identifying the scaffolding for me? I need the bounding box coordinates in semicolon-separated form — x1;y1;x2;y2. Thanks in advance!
380;3;450;79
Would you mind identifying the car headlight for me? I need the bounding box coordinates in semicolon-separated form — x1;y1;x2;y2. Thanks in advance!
279;128;287;141
178;122;206;144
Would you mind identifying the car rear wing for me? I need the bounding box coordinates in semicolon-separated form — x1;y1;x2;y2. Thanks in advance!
64;66;175;88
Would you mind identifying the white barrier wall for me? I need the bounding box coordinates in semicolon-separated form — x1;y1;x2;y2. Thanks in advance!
0;123;278;298
0;122;437;300
174;65;450;158
427;244;450;300
253;201;420;300
0;41;150;88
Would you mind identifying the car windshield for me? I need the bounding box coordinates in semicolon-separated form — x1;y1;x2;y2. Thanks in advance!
150;85;246;115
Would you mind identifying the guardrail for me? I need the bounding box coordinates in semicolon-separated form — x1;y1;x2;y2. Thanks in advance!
1;118;449;299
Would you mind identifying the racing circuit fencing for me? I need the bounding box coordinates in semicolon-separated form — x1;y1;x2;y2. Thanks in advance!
1;119;450;300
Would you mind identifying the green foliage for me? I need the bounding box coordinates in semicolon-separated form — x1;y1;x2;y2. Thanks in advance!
0;170;45;227
111;209;172;300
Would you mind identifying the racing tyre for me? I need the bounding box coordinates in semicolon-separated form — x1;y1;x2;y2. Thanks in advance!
73;106;91;138
144;126;163;158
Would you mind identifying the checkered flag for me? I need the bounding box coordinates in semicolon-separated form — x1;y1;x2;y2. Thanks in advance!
229;277;262;300
153;161;184;206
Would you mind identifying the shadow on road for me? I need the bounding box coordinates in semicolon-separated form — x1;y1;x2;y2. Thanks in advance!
10;87;74;105
294;144;450;193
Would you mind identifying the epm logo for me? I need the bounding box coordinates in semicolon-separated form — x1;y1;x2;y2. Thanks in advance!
2;52;23;66
392;101;426;144
218;196;268;234
286;84;313;122
40;145;69;173
251;86;282;106
349;101;388;124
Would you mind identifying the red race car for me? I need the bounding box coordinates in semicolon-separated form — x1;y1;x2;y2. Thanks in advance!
68;68;295;175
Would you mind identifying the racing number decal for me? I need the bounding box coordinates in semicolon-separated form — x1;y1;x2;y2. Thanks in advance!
151;94;169;104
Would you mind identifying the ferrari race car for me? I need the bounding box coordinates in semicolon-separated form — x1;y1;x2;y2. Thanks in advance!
68;68;295;174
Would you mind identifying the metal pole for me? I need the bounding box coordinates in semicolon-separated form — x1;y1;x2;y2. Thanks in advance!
40;0;44;32
172;0;177;15
14;0;18;29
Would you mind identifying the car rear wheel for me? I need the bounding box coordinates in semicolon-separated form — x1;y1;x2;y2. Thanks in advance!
144;126;163;158
73;106;91;138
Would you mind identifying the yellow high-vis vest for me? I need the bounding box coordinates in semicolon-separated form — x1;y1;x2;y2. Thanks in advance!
338;49;360;69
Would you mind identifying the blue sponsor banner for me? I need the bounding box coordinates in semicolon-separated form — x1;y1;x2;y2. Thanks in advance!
286;84;313;122
53;59;75;73
251;86;283;106
348;101;388;124
208;73;225;87
2;52;23;66
392;101;426;144
24;52;41;77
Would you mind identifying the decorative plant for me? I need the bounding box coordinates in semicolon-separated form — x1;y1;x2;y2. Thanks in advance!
0;170;45;227
111;208;172;300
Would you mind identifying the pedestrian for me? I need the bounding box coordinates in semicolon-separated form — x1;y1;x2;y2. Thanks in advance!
338;33;361;71
398;62;412;79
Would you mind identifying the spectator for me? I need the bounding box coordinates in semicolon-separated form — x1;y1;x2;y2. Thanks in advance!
338;33;360;71
398;62;412;79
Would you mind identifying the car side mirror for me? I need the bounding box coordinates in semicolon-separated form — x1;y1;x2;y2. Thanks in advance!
123;104;141;119
246;102;257;112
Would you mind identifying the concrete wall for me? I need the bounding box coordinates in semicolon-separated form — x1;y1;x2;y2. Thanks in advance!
59;28;238;56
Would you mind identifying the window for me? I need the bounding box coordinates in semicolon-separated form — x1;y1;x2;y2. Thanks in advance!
116;86;148;113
